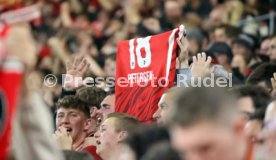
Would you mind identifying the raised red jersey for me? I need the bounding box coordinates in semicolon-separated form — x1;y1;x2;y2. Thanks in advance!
115;25;185;123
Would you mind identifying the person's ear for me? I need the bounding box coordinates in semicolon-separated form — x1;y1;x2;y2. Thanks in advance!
118;131;128;143
90;106;98;118
84;118;92;131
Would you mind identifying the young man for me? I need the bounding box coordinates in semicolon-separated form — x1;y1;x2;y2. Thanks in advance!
54;95;91;151
95;112;140;160
168;87;249;160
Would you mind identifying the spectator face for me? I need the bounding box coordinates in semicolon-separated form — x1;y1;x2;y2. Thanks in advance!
100;94;115;120
95;117;122;157
216;54;228;66
209;7;225;27
232;43;251;62
268;37;276;61
153;93;174;126
214;28;226;43
56;107;88;142
170;121;246;160
165;1;182;19
188;38;200;55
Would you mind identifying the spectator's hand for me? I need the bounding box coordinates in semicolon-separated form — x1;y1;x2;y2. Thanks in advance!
61;2;70;14
5;23;36;68
191;52;212;77
60;2;73;27
53;126;73;150
271;73;276;97
64;56;90;90
177;34;189;68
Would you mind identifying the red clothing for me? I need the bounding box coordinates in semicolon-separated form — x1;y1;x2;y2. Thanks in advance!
83;145;102;160
245;141;255;160
115;25;185;123
0;65;23;160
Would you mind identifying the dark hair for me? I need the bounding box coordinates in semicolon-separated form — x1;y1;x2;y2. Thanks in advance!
206;42;233;64
234;85;270;110
77;87;107;109
168;87;238;127
107;87;115;95
107;112;140;135
215;24;240;39
246;63;276;91
125;125;170;160
249;109;266;121
56;95;90;118
232;85;271;120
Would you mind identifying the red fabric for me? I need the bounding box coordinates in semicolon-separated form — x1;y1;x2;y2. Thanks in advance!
0;25;10;37
244;67;253;77
0;70;23;160
83;145;102;160
38;45;51;59
89;0;101;9
0;25;9;61
115;26;183;123
245;142;255;160
0;1;23;12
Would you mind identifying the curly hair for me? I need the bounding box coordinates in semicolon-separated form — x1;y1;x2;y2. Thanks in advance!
76;87;107;109
56;95;90;118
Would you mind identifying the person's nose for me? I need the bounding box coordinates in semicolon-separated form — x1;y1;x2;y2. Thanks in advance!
153;108;161;121
61;115;70;125
94;130;100;139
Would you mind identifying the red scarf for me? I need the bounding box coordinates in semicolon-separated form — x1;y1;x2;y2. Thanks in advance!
0;62;23;160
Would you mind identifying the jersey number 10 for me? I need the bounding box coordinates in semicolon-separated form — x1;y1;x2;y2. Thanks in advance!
129;36;152;69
